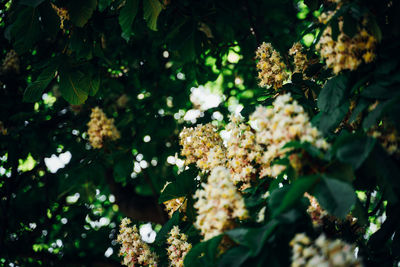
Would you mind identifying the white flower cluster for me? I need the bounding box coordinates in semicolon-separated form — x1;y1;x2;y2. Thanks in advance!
250;93;329;177
193;167;249;240
255;42;289;90
179;123;226;170
316;9;377;74
290;233;362;267
116;218;158;267
87;107;120;149
166;226;192;267
225;117;263;188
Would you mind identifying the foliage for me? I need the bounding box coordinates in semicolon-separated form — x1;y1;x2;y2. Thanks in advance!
1;0;400;266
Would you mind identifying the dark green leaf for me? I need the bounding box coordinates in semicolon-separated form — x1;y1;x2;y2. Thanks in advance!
155;211;180;243
272;175;319;217
318;75;348;112
68;0;97;27
143;0;163;31
10;7;42;53
318;101;349;134
59;70;89;104
119;0;139;41
218;246;251;267
226;220;278;256
335;134;376;169
23;65;57;102
314;176;356;218
158;168;197;203
184;235;223;267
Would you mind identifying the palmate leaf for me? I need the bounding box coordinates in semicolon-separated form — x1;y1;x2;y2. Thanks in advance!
184;235;223;267
158;168;197;203
68;0;97;27
334;134;376;169
314;176;356;218
9;7;42;53
59;70;89;104
317;75;348;112
23;65;57;102
119;0;140;41
143;0;163;31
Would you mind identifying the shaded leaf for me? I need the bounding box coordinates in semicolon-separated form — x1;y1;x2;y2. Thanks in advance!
23;65;57;102
335;134;376;169
59;70;89;104
318;75;348;112
69;0;97;27
143;0;163;31
119;0;139;41
314;176;356;218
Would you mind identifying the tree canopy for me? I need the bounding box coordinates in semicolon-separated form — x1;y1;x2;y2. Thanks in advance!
1;0;400;266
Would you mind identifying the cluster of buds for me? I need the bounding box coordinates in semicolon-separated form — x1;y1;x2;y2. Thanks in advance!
0;121;8;135
179;124;226;170
255;42;289;90
316;15;377;74
87;107;120;149
250;93;329;177
116;218;158;267
193;167;249;240
166;226;192;267
289;43;311;79
290;233;362;267
1;50;20;74
51;3;69;31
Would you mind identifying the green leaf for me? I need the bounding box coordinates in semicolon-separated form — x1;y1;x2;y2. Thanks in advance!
119;0;139;41
59;70;89;104
362;98;398;129
318;75;348;112
335;134;376;169
23;65;57;102
68;0;97;27
98;0;112;12
361;83;395;99
158;168;197;203
113;153;133;183
82;71;100;96
225;220;279;256
10;7;42;53
39;2;61;37
318;100;349;134
155;211;180;243
143;0;163;31
314;176;356;218
184;235;223;267
218;246;251;267
273;175;319;217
